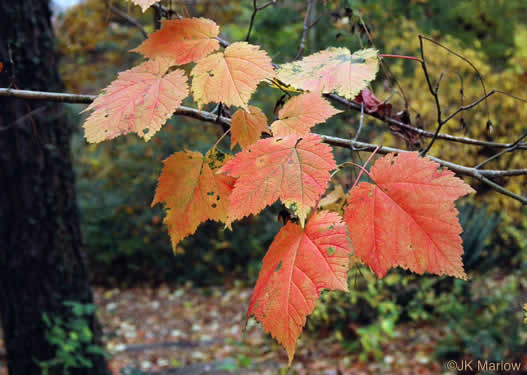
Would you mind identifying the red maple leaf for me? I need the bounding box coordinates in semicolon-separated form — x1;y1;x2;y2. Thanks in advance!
353;88;392;117
248;211;352;363
344;152;475;279
219;134;336;225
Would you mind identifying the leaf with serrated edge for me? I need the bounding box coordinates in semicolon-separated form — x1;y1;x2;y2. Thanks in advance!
219;134;335;226
271;92;342;137
132;18;220;65
130;0;159;12
248;211;352;364
344;152;475;279
231;106;270;149
152;150;235;249
83;59;188;143
190;42;274;110
277;48;378;100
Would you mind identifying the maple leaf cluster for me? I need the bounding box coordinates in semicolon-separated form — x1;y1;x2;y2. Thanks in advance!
82;14;475;364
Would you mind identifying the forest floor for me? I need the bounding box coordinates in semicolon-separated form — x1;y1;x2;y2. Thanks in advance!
0;284;449;375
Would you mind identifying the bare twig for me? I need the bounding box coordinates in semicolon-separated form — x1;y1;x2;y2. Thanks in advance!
1;87;525;204
107;2;148;38
325;94;527;150
294;0;316;60
246;0;277;42
475;130;527;169
0;88;95;103
417;35;501;155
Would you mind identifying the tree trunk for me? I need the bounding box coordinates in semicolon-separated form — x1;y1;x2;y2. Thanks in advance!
0;1;108;374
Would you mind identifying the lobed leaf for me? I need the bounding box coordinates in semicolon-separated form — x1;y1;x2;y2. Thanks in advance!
270;92;342;137
344;152;475;279
277;48;379;100
132;18;220;65
248;211;352;364
219;134;336;226
190;42;274;110
83;59;188;143
152;150;235;249
230;106;270;149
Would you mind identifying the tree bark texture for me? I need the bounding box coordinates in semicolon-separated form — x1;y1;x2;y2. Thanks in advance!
0;1;108;374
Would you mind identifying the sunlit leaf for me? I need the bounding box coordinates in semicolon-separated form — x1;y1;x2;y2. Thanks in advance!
231;106;270;149
270;92;342;137
83;59;188;142
219;134;335;225
190;42;274;110
152;150;235;248
277;48;378;99
344;152;475;279
132;18;220;65
248;211;352;364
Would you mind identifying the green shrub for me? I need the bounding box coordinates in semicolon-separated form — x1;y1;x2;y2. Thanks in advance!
38;301;109;375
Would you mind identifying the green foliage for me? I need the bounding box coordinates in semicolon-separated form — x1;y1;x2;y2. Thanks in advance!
436;274;526;363
38;301;109;375
458;204;501;272
307;269;403;360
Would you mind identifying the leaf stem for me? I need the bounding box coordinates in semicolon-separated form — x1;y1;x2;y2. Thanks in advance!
379;54;421;62
211;128;231;151
351;145;380;190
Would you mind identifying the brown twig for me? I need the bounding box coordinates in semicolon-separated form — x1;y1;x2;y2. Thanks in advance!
294;0;316;60
475;130;527;170
325;94;527;150
246;0;277;42
417;35;498;155
107;1;148;38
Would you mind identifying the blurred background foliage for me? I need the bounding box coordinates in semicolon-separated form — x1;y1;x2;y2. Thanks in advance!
55;0;526;367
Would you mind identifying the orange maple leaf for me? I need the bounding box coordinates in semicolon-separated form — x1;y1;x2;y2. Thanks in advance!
132;18;220;65
219;134;336;225
230;106;270;149
277;48;378;100
344;152;475;279
152;150;235;249
129;0;159;12
270;92;342;137
83;59;188;143
248;211;352;364
190;42;274;110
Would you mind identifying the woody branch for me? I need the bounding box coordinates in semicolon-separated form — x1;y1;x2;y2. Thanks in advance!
0;87;525;204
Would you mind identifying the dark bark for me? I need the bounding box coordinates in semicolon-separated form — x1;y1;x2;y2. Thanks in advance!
0;1;108;374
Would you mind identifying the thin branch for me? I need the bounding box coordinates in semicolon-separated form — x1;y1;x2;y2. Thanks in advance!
475;129;527;169
420;35;491;118
0;88;231;125
0;88;95;103
246;0;277;42
325;93;527;150
1;87;525;204
2;89;524;153
107;2;148;39
418;36;444;155
440;89;496;126
294;0;316;60
473;172;527;204
416;35;510;156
